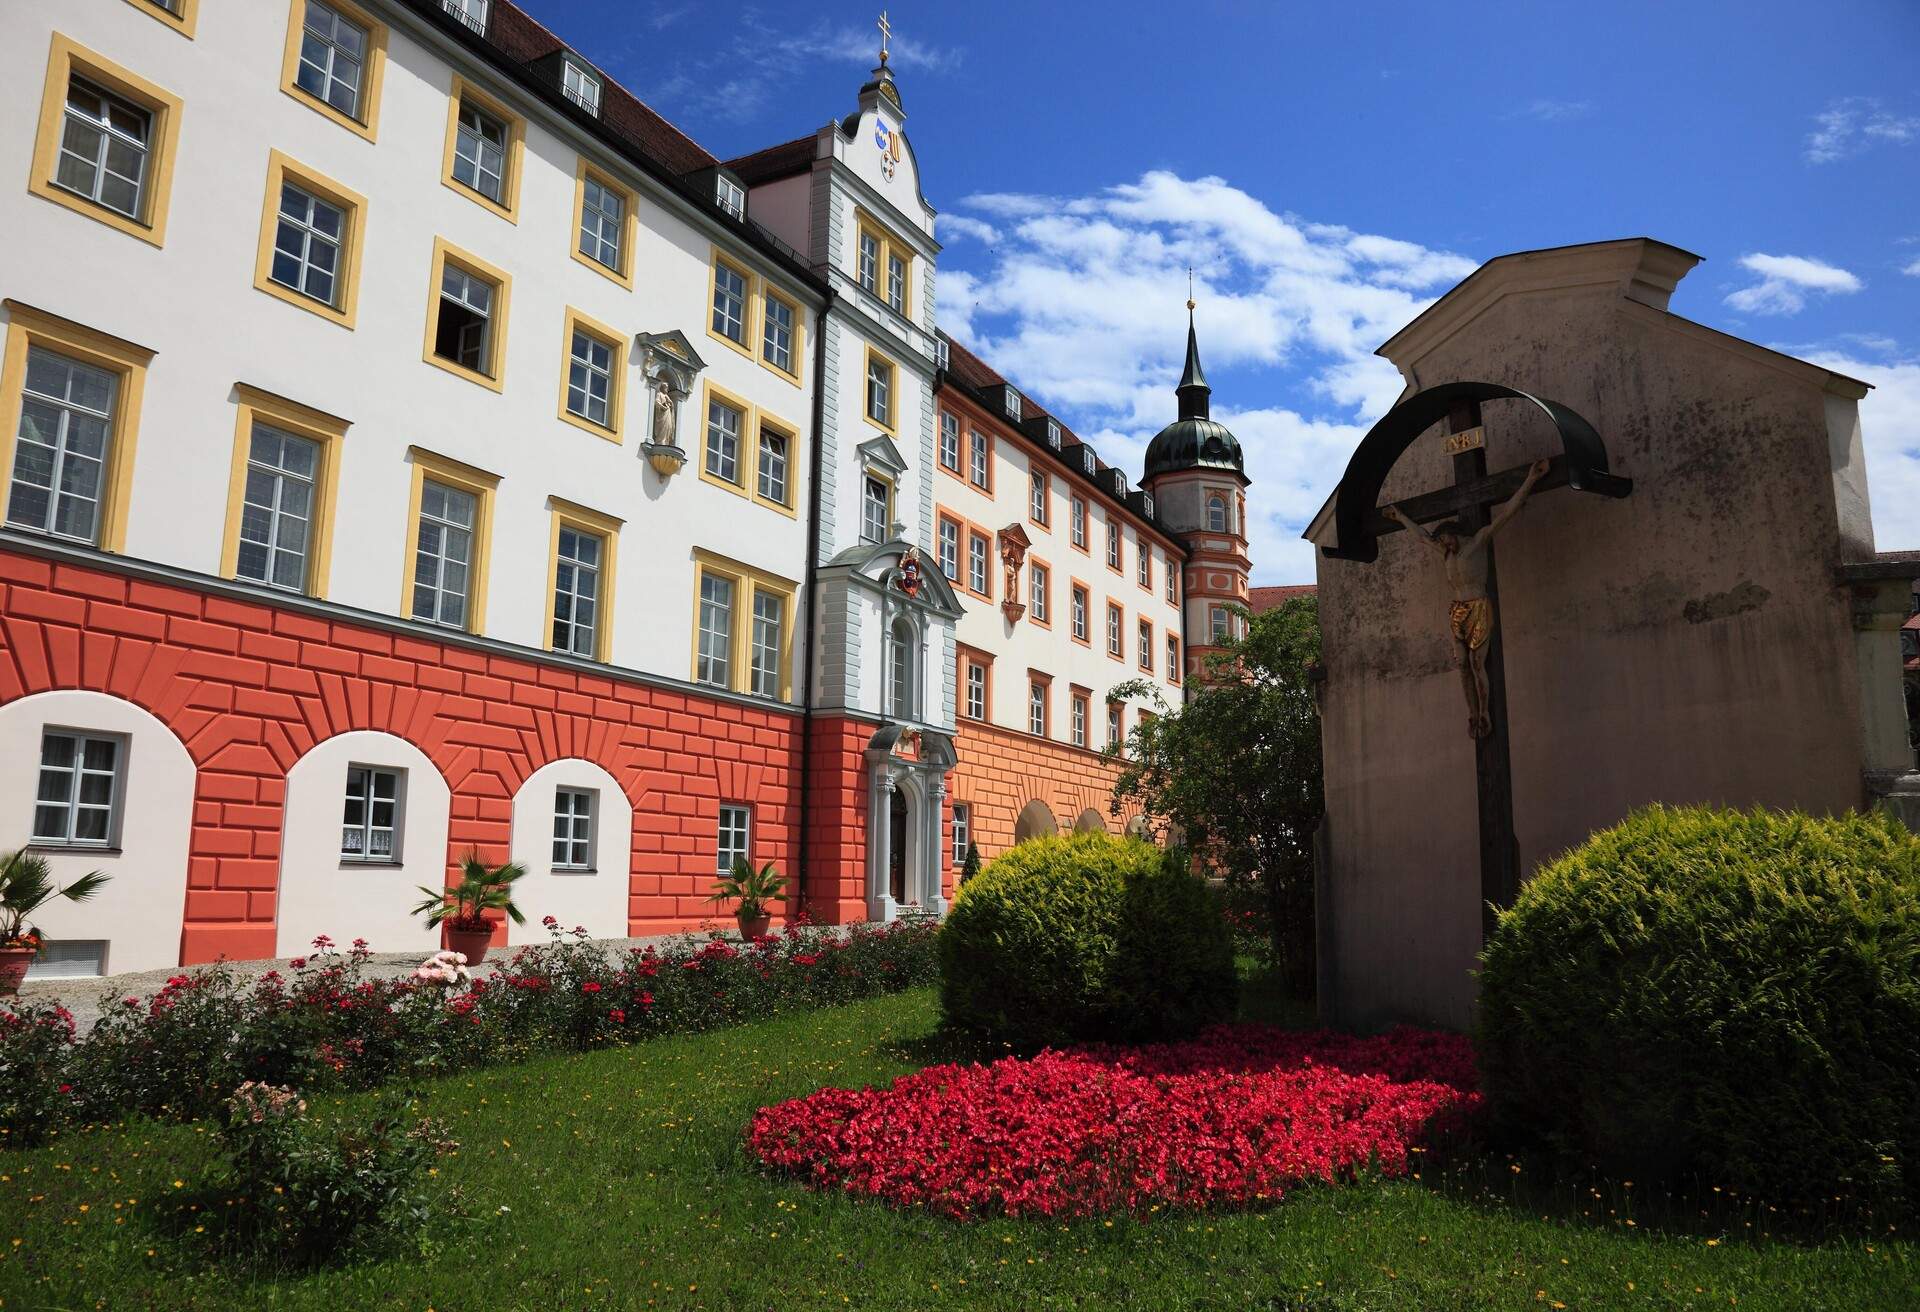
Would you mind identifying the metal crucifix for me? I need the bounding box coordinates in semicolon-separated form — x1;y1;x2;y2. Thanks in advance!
1321;382;1631;934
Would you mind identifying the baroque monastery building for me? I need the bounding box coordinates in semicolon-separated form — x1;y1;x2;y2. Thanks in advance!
0;0;1250;977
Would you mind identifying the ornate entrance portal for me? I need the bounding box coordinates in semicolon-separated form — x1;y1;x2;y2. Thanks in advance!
864;724;956;920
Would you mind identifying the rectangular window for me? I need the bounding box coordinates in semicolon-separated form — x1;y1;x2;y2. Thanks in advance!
235;423;319;592
578;175;624;273
750;590;783;698
553;787;594;870
7;348;117;545
1071;585;1088;641
1029;470;1047;524
1107;603;1123;658
442;0;488;34
1072;694;1088;748
33;731;119;846
862;476;889;543
952;802;970;866
565;328;614;428
296;2;369;122
1166;562;1178;604
762;292;795;375
858;231;879;295
1107;703;1123;748
1004;388;1022;421
341;765;400;861
411;478;476;628
965;661;986;719
561;60;600;115
452;99;508;204
968;532;989;595
1138;544;1151;588
866;353;894;430
1107;522;1121;570
430;250;505;382
1030;562;1049;623
704;397;742;484
697;573;734;687
886;251;907;313
716;175;745;219
939;412;960;471
717;803;751;876
550;525;602;657
1071;496;1087;548
1168;634;1181;682
968;429;989;488
1139;618;1154;670
711;258;748;345
1210;605;1230;643
1029;681;1047;736
938;518;958;580
756;425;790;505
56;78;152;222
269;181;345;309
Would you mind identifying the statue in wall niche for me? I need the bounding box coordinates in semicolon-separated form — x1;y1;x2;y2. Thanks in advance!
1384;458;1548;739
652;382;679;447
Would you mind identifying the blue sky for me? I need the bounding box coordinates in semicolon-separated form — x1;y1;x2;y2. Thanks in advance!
526;0;1919;583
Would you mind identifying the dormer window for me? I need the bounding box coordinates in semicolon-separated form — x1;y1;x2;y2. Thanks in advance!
716;175;745;220
561;60;600;115
1044;418;1061;449
1003;387;1022;421
1142;493;1154;518
935;337;949;371
442;0;488;34
1108;469;1127;497
1079;447;1097;475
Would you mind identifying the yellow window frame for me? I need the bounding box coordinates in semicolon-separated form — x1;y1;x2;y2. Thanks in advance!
758;284;805;385
854;208;915;318
123;0;198;39
422;237;513;393
695;380;754;498
278;0;386;140
689;548;796;701
440;75;525;223
751;408;801;518
400;446;499;633
29;33;184;248
570;158;637;289
218;384;349;597
0;301;153;555
546;496;622;663
252;150;368;330
555;306;627;442
858;468;897;543
705;248;757;360
863;344;898;435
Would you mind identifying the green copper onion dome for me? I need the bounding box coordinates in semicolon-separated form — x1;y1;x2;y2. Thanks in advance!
1144;312;1245;482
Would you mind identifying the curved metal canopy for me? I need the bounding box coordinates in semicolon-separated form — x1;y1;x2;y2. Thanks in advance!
1322;380;1630;563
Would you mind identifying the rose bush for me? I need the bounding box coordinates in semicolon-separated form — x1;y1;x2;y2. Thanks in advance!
747;1024;1479;1219
1;917;937;1146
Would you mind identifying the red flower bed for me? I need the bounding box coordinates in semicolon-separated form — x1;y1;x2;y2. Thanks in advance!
746;1025;1480;1219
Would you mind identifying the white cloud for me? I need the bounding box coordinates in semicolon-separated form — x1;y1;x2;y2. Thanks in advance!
1904;257;1920;277
1800;351;1920;554
941;171;1477;583
1724;252;1862;316
938;215;999;246
1805;98;1920;164
1517;98;1594;122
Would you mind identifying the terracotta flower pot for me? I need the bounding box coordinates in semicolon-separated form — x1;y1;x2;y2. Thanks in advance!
0;943;35;996
444;922;494;967
736;911;772;940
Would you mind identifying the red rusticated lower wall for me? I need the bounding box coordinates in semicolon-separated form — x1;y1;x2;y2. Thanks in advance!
0;548;801;965
949;719;1142;864
801;714;874;926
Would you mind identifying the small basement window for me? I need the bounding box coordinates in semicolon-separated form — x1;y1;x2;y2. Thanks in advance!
26;939;107;979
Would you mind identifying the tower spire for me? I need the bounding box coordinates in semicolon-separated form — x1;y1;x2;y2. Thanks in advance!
1177;276;1211;420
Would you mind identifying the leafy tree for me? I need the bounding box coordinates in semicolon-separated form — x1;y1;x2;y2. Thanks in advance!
960;842;982;885
1107;594;1323;997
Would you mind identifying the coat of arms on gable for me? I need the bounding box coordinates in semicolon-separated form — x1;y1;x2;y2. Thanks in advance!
873;121;901;181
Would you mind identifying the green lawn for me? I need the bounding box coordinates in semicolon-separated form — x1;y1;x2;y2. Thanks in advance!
0;986;1910;1311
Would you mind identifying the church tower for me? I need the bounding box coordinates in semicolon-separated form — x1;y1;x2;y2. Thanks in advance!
1141;308;1251;677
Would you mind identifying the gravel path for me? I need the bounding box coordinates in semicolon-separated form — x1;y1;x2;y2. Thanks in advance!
9;932;723;1032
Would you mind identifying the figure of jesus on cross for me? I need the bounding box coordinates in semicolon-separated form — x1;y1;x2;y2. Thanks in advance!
1385;458;1549;739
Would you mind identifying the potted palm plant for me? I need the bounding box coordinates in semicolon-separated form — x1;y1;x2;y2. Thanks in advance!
708;859;787;939
411;852;526;967
0;848;110;995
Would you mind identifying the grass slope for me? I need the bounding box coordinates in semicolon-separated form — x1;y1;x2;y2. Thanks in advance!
0;987;1910;1310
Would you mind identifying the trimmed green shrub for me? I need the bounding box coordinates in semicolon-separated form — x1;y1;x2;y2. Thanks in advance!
1478;804;1920;1211
939;831;1237;1047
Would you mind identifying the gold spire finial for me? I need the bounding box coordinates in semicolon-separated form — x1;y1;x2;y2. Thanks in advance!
1186;266;1196;312
877;10;892;66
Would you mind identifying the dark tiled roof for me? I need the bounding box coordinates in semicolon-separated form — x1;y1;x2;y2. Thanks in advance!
1249;585;1316;612
726;136;816;185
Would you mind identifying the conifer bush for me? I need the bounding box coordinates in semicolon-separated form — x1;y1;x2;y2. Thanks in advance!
938;831;1236;1047
1478;804;1920;1211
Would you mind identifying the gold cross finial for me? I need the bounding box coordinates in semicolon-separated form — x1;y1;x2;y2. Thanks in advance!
1186;266;1196;312
877;10;892;65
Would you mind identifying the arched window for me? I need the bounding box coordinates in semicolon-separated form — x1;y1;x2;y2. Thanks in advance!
888;618;915;720
1206;494;1228;533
